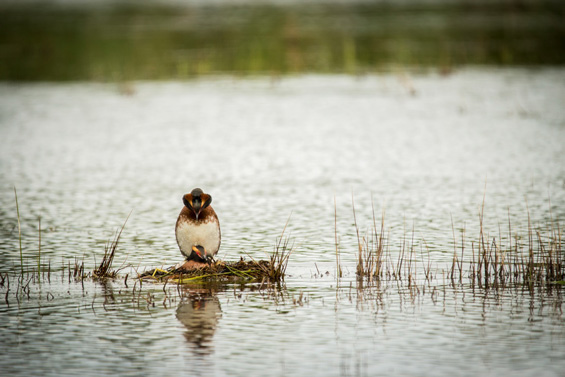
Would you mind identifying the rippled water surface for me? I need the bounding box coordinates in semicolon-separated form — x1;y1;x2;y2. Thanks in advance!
0;69;564;376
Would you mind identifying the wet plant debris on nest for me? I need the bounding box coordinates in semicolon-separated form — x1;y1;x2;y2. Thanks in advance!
139;258;281;284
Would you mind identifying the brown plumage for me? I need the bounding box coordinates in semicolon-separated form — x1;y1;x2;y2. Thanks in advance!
175;188;221;263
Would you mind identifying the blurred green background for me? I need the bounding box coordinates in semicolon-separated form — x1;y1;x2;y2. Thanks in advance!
1;0;564;81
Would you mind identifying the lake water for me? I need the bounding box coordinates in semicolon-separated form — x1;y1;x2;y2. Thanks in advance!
0;69;564;376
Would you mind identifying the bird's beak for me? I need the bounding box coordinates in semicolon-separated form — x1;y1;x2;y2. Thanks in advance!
193;201;202;220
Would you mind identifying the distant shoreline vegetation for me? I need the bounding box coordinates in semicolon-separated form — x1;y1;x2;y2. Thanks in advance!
1;1;564;81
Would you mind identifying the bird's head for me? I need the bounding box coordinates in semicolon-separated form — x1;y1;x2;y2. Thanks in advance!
183;188;212;220
191;245;213;264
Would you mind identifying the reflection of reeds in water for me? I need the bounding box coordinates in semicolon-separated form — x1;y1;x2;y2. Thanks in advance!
351;196;564;288
342;272;563;320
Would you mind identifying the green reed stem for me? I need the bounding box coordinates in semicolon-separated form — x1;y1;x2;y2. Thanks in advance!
334;196;342;278
38;216;41;284
14;187;23;276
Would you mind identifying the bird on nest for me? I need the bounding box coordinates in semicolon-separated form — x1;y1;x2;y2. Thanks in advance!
175;188;221;265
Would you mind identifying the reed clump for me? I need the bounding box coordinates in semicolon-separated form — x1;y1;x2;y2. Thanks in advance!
351;197;564;288
258;233;294;283
464;206;563;288
352;196;393;282
92;212;131;279
244;215;294;283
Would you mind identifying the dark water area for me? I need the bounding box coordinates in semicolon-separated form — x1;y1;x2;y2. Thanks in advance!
1;0;564;80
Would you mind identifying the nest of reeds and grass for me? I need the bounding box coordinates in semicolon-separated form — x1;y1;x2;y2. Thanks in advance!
140;235;294;284
139;258;267;284
139;215;294;284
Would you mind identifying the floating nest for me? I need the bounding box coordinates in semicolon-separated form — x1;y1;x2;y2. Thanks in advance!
139;258;277;284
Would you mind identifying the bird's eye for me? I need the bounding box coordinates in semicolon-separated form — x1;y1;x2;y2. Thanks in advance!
201;194;212;209
183;197;191;209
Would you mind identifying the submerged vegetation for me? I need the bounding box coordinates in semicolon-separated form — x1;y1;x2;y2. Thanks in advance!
0;1;564;81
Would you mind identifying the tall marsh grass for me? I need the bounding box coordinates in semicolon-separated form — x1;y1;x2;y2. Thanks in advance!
254;215;294;283
349;197;564;288
13;187;23;275
93;212;131;279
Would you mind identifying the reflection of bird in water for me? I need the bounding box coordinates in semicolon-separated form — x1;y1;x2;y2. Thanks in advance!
176;289;222;354
175;188;221;265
